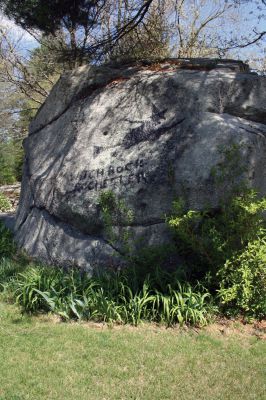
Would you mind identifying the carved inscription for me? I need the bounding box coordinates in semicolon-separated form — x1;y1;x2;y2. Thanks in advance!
73;158;149;192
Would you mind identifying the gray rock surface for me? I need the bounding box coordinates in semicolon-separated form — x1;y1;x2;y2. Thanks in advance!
0;213;16;232
15;59;266;271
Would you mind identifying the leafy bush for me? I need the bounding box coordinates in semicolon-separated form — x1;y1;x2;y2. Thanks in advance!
0;193;12;212
167;191;266;318
167;190;266;282
167;144;266;318
218;235;266;319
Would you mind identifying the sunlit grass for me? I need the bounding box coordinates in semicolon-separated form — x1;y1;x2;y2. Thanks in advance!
0;302;265;400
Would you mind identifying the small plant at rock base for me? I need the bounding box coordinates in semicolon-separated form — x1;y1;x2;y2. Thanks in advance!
98;190;134;253
153;282;212;327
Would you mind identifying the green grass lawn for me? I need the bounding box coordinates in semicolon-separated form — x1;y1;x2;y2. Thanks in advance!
0;302;265;400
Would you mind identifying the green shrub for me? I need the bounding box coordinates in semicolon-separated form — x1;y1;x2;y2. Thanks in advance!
13;266;64;313
167;191;266;318
0;193;12;212
217;235;266;319
167;190;266;282
167;144;266;318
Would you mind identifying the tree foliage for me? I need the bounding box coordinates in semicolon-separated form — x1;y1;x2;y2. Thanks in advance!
0;23;67;183
0;0;103;34
0;0;265;65
0;0;154;64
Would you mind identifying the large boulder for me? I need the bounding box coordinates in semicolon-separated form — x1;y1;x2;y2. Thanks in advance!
15;59;266;271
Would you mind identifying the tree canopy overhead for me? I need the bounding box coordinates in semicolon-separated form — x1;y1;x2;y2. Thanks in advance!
0;0;265;66
0;0;104;34
0;0;155;64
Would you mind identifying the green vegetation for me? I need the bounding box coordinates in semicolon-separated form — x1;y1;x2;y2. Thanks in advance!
0;258;212;327
168;190;266;278
0;141;23;185
0;301;265;400
0;145;265;325
166;146;266;319
99;190;134;253
0;221;15;257
167;192;266;319
0;193;12;212
0;220;211;329
0;30;66;186
218;236;266;319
